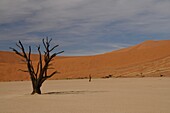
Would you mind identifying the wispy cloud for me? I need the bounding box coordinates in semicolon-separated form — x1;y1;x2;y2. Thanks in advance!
0;0;170;55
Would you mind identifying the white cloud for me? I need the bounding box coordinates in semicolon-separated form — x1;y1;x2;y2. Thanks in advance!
94;43;132;50
1;0;170;34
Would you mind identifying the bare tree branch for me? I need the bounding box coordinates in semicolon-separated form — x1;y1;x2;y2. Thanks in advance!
49;38;52;44
9;47;24;57
18;69;29;72
56;51;64;55
16;43;22;50
36;62;40;76
28;46;31;60
18;40;28;59
46;71;58;78
49;45;59;52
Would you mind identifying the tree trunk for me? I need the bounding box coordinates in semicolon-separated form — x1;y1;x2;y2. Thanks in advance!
31;81;42;95
31;85;41;95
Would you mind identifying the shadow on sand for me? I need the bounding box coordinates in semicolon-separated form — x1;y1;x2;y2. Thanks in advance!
43;90;107;95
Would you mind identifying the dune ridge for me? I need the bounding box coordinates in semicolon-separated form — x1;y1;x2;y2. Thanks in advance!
0;40;170;81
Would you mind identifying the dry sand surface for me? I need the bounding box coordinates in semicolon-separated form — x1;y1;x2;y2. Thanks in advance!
0;77;170;113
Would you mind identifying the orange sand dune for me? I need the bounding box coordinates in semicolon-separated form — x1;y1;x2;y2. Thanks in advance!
0;40;170;81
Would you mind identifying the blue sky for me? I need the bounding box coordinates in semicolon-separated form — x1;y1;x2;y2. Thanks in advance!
0;0;170;56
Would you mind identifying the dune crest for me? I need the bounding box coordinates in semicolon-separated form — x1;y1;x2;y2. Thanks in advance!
0;40;170;81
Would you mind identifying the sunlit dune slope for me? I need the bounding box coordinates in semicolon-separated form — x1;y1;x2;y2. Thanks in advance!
0;40;170;81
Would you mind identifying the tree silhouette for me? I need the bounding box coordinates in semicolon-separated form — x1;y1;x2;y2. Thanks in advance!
10;38;64;95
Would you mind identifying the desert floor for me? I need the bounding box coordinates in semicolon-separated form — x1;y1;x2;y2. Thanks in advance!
0;77;170;113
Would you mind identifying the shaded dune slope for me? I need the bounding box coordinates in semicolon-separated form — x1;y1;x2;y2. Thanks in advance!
0;40;170;81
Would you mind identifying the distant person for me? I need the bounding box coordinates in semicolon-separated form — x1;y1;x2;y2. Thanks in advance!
89;74;92;82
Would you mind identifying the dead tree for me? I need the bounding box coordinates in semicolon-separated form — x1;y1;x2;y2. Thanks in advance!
10;38;64;95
